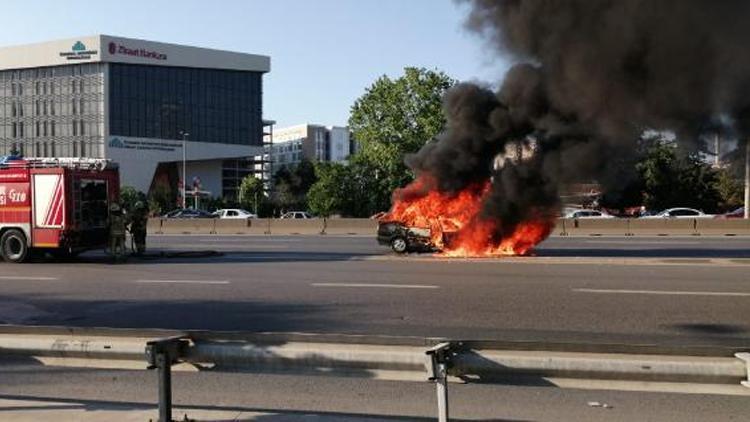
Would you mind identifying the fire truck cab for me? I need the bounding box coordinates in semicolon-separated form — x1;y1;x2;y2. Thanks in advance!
0;156;120;263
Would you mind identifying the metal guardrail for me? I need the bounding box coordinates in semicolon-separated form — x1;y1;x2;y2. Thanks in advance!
148;217;750;237
0;325;748;422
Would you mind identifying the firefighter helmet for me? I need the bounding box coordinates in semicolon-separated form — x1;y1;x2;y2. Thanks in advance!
110;203;121;213
134;201;146;210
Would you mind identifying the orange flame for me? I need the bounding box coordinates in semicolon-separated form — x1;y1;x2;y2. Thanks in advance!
384;176;554;257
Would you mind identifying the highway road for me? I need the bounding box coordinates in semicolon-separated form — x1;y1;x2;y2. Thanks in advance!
1;235;749;420
0;235;747;347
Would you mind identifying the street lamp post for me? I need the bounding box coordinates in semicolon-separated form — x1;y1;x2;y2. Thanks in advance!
179;131;189;209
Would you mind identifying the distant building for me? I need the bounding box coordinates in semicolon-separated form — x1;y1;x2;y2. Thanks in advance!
255;124;356;180
0;35;271;201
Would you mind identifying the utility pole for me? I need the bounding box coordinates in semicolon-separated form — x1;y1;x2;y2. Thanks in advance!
745;139;749;219
179;131;189;209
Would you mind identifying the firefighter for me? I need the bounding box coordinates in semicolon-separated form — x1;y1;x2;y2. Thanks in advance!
129;201;149;256
108;203;127;263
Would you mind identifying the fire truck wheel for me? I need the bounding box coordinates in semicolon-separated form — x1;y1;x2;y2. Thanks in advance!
390;237;408;254
1;229;29;263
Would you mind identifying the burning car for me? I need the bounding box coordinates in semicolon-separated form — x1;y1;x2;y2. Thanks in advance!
377;221;444;253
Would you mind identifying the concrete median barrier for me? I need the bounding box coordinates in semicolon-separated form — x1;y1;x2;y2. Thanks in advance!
147;218;164;234
628;218;699;236
213;219;271;235
323;218;378;235
696;219;750;236
158;219;216;235
562;218;631;236
269;219;325;235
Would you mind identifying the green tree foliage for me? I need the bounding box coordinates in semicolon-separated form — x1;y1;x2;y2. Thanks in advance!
148;184;175;216
714;168;744;212
349;67;456;212
308;163;353;217
120;186;146;213
238;175;265;213
272;160;318;212
637;142;720;213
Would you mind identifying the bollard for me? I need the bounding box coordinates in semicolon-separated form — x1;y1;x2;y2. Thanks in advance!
146;337;190;422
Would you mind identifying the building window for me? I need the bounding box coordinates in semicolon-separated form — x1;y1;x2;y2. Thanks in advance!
18;122;23;137
50;142;56;157
72;99;77;115
72;120;78;136
80;141;86;156
12;102;16;117
43;101;48;115
35;82;40;95
43;121;48;137
43;142;48;157
42;82;47;95
35;100;40;116
35;121;40;137
80;120;85;136
73;141;78;157
11;123;16;138
35;142;41;157
50;101;55;116
79;98;85;114
50;121;56;137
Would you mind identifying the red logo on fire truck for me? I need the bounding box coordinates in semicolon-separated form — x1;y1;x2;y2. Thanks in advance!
0;185;28;206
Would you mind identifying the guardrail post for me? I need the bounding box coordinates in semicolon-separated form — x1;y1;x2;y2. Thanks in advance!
146;337;190;422
736;352;750;388
426;342;456;422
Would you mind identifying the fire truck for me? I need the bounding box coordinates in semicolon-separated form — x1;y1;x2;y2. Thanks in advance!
0;157;120;263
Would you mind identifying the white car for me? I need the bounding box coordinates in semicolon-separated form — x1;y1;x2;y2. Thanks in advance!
212;209;257;219
563;209;615;219
642;208;713;219
280;211;313;219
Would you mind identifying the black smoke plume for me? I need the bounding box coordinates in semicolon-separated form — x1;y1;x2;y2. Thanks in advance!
404;0;750;237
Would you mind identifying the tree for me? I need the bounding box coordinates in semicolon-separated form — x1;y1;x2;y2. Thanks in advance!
349;67;456;212
637;142;721;213
148;184;175;216
120;186;146;214
272;160;318;212
239;175;264;214
714;168;744;212
308;163;354;217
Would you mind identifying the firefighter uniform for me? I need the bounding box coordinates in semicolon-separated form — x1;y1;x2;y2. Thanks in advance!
108;203;127;262
129;201;148;255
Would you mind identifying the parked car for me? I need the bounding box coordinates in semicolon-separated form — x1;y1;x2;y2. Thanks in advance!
280;211;313;219
377;221;438;253
563;209;615;219
641;208;713;219
714;207;745;219
162;208;216;219
213;209;257;219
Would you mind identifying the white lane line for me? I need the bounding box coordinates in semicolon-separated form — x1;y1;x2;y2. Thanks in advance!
311;283;439;289
573;288;750;297
0;276;58;281
581;240;701;245
135;279;230;285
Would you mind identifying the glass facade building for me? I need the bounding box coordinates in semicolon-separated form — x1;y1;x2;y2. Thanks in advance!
109;64;263;145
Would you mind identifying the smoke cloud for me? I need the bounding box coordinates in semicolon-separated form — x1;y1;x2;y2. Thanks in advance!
403;0;750;237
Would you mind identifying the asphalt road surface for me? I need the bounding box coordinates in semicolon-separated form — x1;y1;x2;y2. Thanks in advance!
0;235;748;347
2;235;749;420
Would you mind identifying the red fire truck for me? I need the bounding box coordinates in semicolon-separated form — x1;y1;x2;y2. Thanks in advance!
0;157;120;263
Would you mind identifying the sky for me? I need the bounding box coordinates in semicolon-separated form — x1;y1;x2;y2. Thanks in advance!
0;0;511;128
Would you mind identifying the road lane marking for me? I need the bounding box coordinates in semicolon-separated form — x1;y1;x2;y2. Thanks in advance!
311;283;439;289
573;288;750;297
135;279;230;285
0;276;58;281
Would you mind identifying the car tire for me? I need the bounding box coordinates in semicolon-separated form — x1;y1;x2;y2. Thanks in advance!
391;237;408;254
1;229;29;263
